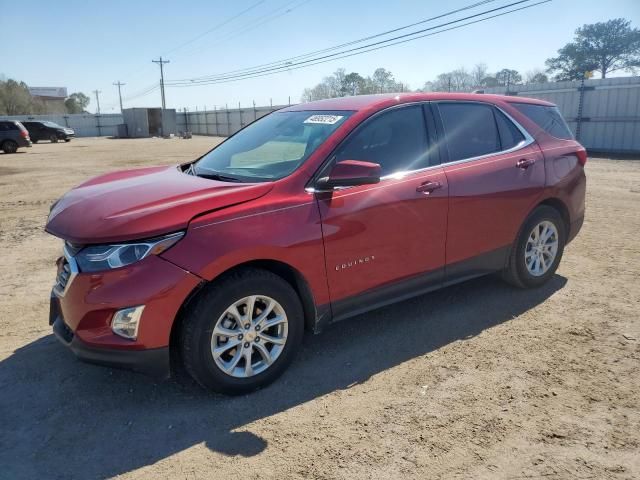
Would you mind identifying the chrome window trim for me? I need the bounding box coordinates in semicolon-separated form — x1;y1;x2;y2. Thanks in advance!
53;245;78;298
306;101;535;194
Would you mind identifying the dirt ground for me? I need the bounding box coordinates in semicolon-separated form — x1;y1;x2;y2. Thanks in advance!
0;137;638;480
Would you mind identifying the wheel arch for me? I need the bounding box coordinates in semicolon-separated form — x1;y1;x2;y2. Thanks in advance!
169;259;320;358
536;197;570;234
504;196;570;271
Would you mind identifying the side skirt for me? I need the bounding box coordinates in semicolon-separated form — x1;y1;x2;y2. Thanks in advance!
324;245;510;326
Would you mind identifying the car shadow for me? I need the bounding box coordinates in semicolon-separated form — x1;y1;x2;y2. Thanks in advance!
0;274;567;479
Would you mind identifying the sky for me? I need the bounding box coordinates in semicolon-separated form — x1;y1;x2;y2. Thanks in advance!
1;0;639;113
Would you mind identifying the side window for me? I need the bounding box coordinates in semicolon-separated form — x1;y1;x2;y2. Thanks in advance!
494;109;525;150
0;123;8;131
511;103;574;140
437;103;501;162
333;105;429;175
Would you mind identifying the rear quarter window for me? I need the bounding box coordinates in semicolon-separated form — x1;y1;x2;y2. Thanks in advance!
511;103;574;140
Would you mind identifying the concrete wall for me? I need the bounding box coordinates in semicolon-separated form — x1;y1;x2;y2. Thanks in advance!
484;76;640;154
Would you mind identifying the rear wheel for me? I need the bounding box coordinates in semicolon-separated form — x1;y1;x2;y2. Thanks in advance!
503;206;565;288
179;268;304;395
1;140;18;154
49;134;58;143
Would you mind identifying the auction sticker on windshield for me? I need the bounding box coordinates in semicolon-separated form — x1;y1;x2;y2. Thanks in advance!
303;114;344;125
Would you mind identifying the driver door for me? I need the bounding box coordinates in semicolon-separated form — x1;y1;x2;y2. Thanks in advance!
316;104;449;319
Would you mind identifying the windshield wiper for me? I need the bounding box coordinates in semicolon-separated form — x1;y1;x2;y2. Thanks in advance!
188;164;246;182
196;171;244;183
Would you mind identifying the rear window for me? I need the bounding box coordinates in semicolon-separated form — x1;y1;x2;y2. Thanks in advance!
511;103;573;140
0;121;19;131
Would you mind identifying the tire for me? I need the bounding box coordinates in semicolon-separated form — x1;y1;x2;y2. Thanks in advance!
179;268;304;395
64;138;71;142
1;140;18;154
502;205;566;288
32;139;38;144
49;134;58;143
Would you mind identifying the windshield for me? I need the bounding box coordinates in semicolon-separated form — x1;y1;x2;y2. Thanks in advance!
194;110;352;182
43;121;64;128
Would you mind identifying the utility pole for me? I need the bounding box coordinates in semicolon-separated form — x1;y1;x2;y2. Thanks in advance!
152;56;170;110
113;81;126;112
93;90;102;114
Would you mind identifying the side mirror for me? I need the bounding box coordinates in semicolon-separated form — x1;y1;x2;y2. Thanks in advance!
316;160;382;190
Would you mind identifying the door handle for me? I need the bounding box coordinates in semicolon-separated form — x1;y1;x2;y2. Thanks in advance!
516;158;536;169
416;180;442;195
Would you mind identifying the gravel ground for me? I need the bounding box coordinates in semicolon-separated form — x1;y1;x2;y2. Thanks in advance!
0;137;638;480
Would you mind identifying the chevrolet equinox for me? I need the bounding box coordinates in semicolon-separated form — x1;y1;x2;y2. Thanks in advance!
46;93;586;394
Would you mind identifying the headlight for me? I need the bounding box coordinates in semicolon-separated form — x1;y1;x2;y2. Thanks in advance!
75;232;184;272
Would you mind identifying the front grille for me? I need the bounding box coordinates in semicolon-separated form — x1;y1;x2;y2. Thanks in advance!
56;259;72;291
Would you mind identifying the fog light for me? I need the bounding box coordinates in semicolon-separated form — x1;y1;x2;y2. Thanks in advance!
111;306;145;340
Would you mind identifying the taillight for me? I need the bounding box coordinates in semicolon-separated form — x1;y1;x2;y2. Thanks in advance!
576;148;587;166
20;130;28;138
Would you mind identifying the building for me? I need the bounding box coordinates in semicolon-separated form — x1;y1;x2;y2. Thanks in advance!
28;87;68;114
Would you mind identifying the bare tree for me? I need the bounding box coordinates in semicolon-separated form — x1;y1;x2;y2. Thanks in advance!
524;69;549;84
471;63;489;88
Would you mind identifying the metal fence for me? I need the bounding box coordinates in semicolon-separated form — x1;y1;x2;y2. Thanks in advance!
175;104;286;137
484;76;640;154
0;113;123;137
2;76;639;153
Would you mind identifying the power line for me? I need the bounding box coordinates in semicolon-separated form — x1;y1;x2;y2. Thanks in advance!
173;0;311;62
162;0;266;56
113;81;126;112
170;0;498;83
122;83;160;101
165;0;548;87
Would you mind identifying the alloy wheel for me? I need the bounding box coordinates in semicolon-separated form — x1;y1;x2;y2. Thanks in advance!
211;295;288;378
524;220;559;277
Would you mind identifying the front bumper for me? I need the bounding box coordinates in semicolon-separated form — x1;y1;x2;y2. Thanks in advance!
50;253;202;378
52;313;170;378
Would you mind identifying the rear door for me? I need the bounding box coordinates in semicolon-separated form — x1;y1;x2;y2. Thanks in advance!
434;101;545;279
316;103;449;318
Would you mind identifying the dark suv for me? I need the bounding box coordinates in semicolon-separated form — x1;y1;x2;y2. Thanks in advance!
22;120;75;143
0;120;32;153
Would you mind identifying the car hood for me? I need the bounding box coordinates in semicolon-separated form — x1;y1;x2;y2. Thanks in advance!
46;165;273;244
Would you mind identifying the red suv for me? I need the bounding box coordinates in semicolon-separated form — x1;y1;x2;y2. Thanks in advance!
46;93;586;394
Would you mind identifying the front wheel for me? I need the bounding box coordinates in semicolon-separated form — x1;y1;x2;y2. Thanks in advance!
179;268;304;395
49;134;58;143
503;206;566;288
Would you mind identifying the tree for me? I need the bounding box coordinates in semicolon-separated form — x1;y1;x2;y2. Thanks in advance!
65;92;90;114
495;69;522;87
342;72;366;96
525;69;549;84
546;18;640;80
480;76;499;88
301;67;409;101
471;63;489;88
371;68;394;93
0;78;33;115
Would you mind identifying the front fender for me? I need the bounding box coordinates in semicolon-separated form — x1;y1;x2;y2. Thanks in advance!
161;197;331;307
